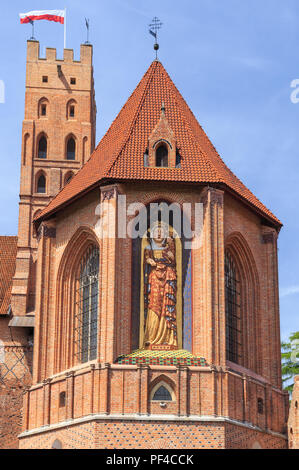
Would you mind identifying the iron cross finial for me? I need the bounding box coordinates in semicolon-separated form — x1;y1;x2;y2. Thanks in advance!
149;17;163;60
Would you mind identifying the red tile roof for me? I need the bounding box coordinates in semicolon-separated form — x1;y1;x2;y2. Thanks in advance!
36;60;281;226
0;236;17;315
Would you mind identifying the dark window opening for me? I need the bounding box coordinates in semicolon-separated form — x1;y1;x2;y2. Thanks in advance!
37;174;46;194
66;137;76;160
59;391;66;407
41;104;47;116
257;398;264;414
69;105;75;118
70;77;76;85
75;245;99;363
38;136;47;159
42;76;48;83
225;251;241;364
156;145;168;167
152;385;173;402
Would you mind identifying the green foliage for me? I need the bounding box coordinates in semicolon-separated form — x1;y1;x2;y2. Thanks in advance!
281;331;299;393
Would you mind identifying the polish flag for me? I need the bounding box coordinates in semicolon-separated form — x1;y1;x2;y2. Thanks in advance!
19;10;65;24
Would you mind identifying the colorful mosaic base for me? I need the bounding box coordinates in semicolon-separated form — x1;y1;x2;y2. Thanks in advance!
116;349;206;367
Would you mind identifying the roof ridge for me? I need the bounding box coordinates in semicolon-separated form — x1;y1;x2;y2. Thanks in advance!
107;61;158;176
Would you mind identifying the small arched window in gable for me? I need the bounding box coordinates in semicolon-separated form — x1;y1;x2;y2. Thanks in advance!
38;135;47;159
156;144;168;167
37;173;46;194
66;136;76;160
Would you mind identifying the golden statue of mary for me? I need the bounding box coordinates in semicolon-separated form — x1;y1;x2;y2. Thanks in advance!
142;223;178;349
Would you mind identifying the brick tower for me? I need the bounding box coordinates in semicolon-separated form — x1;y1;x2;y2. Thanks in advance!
17;60;289;449
0;40;96;449
11;39;96;317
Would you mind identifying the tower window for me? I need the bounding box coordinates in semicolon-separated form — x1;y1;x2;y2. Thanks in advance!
225;251;241;364
76;245;99;363
66;100;77;120
38;136;47;159
42;76;48;83
37;174;46;194
70;77;76;85
152;385;173;402
66;137;76;160
156;144;168;167
41;104;47;116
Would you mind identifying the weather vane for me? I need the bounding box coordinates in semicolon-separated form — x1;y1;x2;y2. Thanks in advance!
149;17;163;59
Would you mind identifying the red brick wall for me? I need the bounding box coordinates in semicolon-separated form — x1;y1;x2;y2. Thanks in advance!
0;317;32;448
19;419;287;449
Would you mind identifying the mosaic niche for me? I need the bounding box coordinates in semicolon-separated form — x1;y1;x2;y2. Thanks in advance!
131;203;192;352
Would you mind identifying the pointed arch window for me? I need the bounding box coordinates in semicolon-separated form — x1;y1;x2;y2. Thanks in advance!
76;245;99;363
156;144;168;167
38;135;47;159
152;386;172;402
37;174;46;194
66;136;76;160
225;251;241;364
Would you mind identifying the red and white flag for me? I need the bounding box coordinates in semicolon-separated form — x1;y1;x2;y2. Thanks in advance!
19;10;65;24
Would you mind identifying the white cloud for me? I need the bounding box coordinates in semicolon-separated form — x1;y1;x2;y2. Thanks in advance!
280;285;299;298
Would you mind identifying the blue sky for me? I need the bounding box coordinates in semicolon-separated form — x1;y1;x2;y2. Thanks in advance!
0;1;298;341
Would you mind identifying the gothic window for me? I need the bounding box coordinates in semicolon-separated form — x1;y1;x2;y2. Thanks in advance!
38;135;47;159
76;245;99;363
225;251;241;364
66;136;76;160
156;144;168;167
36;174;46;194
150;382;174;402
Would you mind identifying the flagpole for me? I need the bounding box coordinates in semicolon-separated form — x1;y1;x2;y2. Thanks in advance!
64;8;66;49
